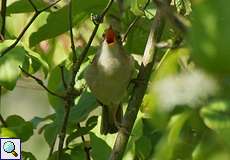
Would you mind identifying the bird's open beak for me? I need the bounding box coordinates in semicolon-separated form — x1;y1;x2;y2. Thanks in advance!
105;26;115;44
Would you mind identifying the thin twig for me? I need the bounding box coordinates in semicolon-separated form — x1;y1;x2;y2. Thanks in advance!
122;0;150;42
0;0;61;58
39;0;61;12
72;0;114;81
68;1;91;159
19;67;65;99
0;114;7;127
0;0;7;39
48;133;57;159
122;17;139;42
57;0;114;159
77;123;91;160
68;0;76;64
60;66;68;89
28;0;38;12
110;9;165;160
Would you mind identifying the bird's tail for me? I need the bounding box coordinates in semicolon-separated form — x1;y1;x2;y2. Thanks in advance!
100;104;123;135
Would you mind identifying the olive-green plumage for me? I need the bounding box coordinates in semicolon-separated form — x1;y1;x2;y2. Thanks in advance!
84;27;134;134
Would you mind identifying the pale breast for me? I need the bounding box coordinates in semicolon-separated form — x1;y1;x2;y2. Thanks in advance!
84;57;133;106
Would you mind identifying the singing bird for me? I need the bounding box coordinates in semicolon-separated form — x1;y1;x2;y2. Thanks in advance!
84;26;135;134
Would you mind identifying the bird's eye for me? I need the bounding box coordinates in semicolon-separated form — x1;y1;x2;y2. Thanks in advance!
117;35;121;40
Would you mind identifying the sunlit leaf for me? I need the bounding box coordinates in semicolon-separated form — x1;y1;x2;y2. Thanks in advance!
201;100;230;130
22;43;49;76
0;128;17;138
29;0;108;46
154;111;190;160
0;40;26;90
174;0;192;16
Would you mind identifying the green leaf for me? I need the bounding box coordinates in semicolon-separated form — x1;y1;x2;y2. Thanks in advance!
135;136;152;160
201;100;230;130
152;48;189;81
44;122;58;147
189;0;230;74
124;18;151;54
29;0;108;46
66;116;98;145
144;3;156;20
7;0;47;14
70;144;86;160
0;40;26;90
69;91;97;123
130;0;148;16
30;114;55;129
48;66;70;111
154;111;190;160
48;151;71;160
22;151;37;160
0;128;17;138
22;44;49;76
90;132;112;160
5;115;33;142
174;0;192;16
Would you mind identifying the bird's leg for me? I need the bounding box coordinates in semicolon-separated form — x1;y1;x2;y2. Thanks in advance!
113;105;131;135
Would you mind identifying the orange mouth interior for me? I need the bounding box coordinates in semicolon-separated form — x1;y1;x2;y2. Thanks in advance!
105;26;115;44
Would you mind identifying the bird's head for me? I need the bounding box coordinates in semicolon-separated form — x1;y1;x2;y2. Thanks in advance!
103;26;122;46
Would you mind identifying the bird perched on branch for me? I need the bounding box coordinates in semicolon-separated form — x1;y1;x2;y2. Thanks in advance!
84;26;135;135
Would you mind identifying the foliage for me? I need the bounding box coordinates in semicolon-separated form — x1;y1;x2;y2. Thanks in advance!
0;0;230;159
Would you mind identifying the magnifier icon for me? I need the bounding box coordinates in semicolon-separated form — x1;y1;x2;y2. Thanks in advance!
3;141;18;157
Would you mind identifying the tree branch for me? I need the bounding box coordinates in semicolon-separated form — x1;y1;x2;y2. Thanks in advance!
57;0;114;159
19;67;65;99
109;9;165;160
0;0;61;58
0;0;7;40
153;0;188;34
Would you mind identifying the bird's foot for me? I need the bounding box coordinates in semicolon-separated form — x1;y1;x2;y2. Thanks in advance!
115;121;131;136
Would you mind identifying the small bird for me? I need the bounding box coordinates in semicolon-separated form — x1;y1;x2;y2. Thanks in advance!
84;26;134;134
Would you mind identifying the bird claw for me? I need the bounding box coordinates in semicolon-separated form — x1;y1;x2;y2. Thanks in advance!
115;121;131;136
